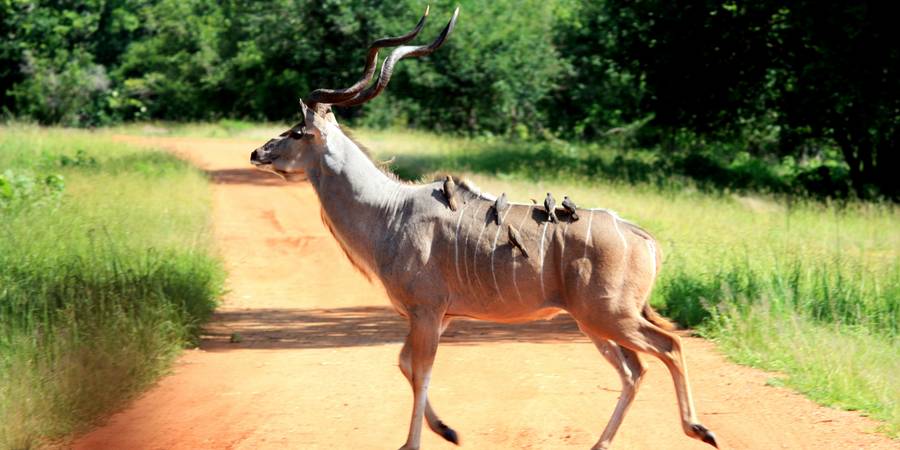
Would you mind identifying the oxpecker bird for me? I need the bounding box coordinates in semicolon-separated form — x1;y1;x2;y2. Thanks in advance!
544;193;558;223
443;175;458;211
507;225;529;258
493;192;509;225
562;196;579;221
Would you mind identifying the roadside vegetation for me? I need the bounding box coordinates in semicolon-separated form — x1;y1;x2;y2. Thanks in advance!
3;1;896;200
0;125;223;448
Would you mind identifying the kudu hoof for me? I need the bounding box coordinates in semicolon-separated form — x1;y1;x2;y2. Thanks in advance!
691;423;719;448
435;420;460;445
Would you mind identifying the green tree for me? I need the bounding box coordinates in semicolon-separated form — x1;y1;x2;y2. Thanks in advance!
771;1;898;199
373;0;566;134
603;0;897;198
0;0;145;124
550;0;644;138
114;0;226;119
603;0;776;136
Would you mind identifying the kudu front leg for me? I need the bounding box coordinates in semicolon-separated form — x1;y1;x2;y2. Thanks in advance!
398;312;444;450
399;318;459;445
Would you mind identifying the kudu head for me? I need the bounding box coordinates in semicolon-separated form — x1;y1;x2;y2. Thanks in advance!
250;6;459;180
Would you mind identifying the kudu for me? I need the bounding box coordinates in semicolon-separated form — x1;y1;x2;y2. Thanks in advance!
250;7;717;450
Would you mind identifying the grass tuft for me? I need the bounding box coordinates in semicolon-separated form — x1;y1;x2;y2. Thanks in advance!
0;124;223;448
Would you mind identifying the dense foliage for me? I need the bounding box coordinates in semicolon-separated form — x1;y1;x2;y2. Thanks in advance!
1;1;896;198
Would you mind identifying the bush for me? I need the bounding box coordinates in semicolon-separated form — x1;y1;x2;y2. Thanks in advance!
8;50;122;126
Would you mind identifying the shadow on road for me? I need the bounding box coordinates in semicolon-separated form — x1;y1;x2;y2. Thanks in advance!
206;168;298;186
202;306;586;351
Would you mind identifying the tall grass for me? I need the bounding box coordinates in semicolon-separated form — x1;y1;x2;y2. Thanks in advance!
0;125;223;448
357;128;852;198
106;119;286;141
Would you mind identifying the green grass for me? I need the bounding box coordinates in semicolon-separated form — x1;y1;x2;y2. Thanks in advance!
106;119;287;141
0;125;223;448
710;302;899;435
355;128;852;198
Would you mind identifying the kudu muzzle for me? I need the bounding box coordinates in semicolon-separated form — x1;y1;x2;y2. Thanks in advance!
250;139;279;166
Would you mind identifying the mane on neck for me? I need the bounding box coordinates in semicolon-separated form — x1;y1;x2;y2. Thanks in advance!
339;126;407;182
439;175;497;202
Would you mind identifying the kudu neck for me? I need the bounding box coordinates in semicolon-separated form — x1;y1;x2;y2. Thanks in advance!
310;125;401;206
306;123;406;273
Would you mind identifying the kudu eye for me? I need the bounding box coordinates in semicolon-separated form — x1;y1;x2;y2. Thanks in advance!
288;129;305;140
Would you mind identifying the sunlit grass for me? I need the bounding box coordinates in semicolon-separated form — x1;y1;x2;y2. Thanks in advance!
710;302;899;436
0;125;223;448
106;119;287;141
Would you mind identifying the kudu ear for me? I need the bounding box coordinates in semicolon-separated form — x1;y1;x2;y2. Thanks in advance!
299;99;310;118
298;100;319;131
299;99;337;127
323;106;339;125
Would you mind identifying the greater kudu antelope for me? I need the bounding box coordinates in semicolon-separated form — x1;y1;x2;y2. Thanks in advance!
250;7;717;450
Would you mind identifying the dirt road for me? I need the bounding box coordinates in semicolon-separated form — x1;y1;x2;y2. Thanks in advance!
72;136;894;450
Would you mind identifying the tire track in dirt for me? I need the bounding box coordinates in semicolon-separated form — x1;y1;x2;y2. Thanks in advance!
71;136;895;450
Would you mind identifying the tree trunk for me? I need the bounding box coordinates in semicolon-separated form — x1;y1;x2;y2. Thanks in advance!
872;136;898;201
835;132;866;198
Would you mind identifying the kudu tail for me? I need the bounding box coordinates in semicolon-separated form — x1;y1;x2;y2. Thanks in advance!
642;303;677;331
619;220;675;331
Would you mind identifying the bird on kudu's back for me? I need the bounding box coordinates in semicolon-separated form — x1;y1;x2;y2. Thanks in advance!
443;175;458;211
562;196;579;221
493;192;509;225
544;192;558;223
507;224;529;258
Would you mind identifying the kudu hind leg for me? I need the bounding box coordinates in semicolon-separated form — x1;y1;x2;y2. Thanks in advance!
398;318;458;445
605;318;718;448
578;322;646;450
398;313;449;450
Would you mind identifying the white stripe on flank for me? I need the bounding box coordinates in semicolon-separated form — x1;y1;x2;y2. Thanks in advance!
491;208;513;303
472;212;491;291
612;215;628;251
462;204;483;289
646;239;657;277
454;202;472;285
538;222;550;299
583;209;595;257
559;222;570;276
512;205;534;303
